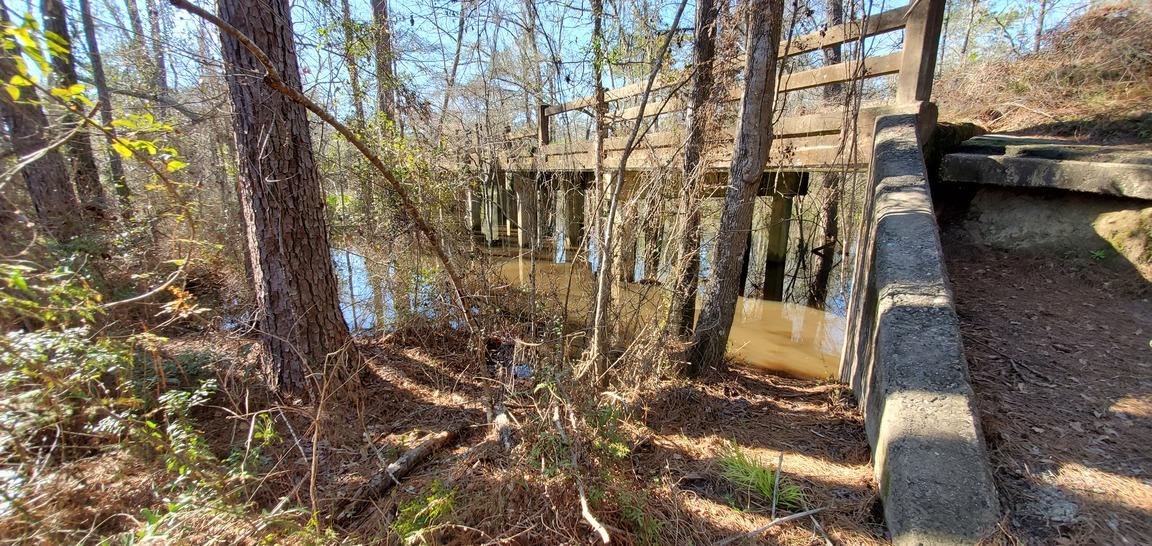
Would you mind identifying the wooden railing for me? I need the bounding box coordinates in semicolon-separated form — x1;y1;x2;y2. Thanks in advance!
498;0;944;173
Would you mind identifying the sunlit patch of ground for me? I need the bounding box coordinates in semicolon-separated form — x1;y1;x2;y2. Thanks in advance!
944;235;1152;545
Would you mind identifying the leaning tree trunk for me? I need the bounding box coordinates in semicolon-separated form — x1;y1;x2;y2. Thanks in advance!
669;0;718;340
79;0;131;215
217;0;354;396
42;0;108;216
0;1;84;242
688;0;784;373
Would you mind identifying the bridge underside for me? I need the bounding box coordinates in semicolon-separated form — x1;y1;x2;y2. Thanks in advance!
467;165;818;302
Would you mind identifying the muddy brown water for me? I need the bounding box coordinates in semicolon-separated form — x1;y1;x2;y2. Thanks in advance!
331;249;844;379
499;257;844;379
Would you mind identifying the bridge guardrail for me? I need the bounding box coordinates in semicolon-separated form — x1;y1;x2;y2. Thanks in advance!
841;107;1001;545
499;0;944;172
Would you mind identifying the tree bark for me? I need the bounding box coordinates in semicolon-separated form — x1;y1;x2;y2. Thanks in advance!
807;0;844;310
688;0;784;373
79;0;131;215
586;0;609;377
435;2;468;137
145;0;170;107
42;0;108;216
0;1;84;242
1033;0;1047;55
670;0;718;341
216;0;354;396
370;0;395;122
588;0;688;379
961;0;979;60
123;0;152;79
339;0;375;226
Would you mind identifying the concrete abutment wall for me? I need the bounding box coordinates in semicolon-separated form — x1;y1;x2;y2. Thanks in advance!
841;112;1001;545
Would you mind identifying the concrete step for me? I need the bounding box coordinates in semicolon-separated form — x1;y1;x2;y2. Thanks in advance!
940;135;1152;201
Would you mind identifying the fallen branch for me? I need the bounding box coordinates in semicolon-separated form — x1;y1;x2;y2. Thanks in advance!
712;508;826;546
567;407;610;544
337;423;464;522
800;497;834;546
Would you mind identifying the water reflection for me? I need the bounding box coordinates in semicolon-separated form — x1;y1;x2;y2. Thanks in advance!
331;248;844;379
331;249;444;333
499;257;844;379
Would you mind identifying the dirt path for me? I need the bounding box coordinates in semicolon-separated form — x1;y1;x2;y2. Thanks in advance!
942;234;1152;544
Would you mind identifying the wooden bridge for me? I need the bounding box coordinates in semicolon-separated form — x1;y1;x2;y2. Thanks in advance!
466;0;945;297
491;0;944;173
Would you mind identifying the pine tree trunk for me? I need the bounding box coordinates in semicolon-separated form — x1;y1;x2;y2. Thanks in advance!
1033;0;1047;55
123;0;150;74
79;0;131;215
586;0;609;376
961;0;979;59
688;0;784;373
435;3;468;137
0;2;84;242
42;0;108;216
670;0;718;342
217;0;354;396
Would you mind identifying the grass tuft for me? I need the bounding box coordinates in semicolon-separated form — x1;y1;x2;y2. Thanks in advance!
718;444;805;510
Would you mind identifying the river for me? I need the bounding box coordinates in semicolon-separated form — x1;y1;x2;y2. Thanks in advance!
499;256;844;379
333;248;844;379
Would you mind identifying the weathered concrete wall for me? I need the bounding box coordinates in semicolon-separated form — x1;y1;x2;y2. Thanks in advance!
841;113;1000;545
953;186;1152;278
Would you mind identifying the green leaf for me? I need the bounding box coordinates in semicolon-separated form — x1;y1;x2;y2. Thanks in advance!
11;56;29;79
7;270;27;291
165;160;187;172
43;31;69;57
4;84;18;100
111;119;137;130
111;141;133;159
9;74;31;87
133;140;157;155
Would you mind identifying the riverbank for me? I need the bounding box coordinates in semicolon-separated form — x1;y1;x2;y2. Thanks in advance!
14;324;883;545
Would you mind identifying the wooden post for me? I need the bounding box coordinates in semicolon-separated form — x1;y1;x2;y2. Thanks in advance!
762;172;802;302
513;172;538;249
481;171;500;245
554;174;570;262
503;171;515;238
896;0;946;104
468;185;482;233
538;104;550;147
